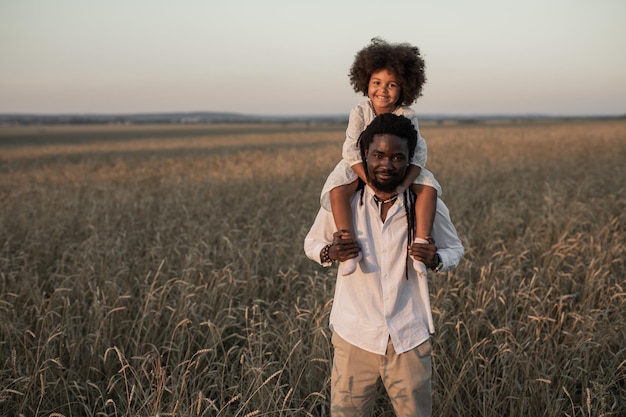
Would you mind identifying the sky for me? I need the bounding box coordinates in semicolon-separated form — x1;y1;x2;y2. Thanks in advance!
1;0;625;116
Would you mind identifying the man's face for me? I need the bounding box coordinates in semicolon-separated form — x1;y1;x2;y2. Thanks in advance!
365;133;410;193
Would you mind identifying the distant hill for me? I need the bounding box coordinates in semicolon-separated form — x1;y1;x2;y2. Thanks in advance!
0;112;349;126
0;111;623;126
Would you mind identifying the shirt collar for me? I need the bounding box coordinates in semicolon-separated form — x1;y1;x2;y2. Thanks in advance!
364;185;405;209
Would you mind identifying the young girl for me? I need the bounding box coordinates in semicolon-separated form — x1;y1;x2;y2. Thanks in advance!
321;38;441;276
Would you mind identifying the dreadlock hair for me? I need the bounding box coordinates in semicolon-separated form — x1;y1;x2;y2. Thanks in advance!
349;37;427;106
357;113;419;279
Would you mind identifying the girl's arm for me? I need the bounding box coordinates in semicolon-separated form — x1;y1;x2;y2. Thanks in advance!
396;164;422;194
342;106;366;165
411;127;428;168
351;162;368;185
400;113;428;194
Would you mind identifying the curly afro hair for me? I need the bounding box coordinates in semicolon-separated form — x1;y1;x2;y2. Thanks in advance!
349;38;426;106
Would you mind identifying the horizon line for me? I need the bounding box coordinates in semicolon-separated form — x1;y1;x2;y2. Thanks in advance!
1;110;624;119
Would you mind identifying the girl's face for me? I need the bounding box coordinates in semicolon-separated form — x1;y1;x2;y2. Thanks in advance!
367;68;401;114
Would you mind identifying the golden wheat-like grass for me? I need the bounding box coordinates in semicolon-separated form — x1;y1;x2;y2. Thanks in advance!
0;119;625;416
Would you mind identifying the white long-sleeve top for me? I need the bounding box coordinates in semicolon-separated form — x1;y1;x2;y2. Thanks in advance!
304;186;464;355
320;100;441;211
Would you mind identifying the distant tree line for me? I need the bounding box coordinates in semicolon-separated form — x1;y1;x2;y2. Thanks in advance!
0;112;622;126
0;112;350;126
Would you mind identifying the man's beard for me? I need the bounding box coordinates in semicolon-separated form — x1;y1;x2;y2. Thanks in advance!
369;174;401;194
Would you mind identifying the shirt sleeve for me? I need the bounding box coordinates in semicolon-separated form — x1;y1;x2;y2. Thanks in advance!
431;199;464;272
410;115;427;168
342;106;366;166
304;208;336;267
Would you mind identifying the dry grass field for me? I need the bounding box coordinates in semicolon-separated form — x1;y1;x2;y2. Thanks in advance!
1;119;625;416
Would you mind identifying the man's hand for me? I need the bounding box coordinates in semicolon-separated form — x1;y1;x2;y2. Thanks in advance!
409;239;438;269
329;230;360;262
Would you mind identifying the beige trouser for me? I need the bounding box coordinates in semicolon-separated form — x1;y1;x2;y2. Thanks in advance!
330;332;432;417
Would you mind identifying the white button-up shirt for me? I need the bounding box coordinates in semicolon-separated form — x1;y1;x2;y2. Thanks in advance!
304;186;464;355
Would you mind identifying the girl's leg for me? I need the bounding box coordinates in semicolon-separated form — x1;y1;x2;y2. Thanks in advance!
330;181;359;238
411;184;437;241
410;184;438;275
330;180;362;275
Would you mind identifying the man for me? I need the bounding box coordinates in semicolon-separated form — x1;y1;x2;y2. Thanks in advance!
304;113;464;417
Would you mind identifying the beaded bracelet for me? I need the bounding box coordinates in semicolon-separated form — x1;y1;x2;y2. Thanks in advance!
320;244;333;264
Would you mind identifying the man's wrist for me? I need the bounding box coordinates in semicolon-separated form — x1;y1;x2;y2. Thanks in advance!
431;253;443;272
320;244;333;264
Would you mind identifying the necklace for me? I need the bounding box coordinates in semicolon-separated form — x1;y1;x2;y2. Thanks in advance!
368;100;399;116
373;194;398;205
368;100;378;116
373;194;398;221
